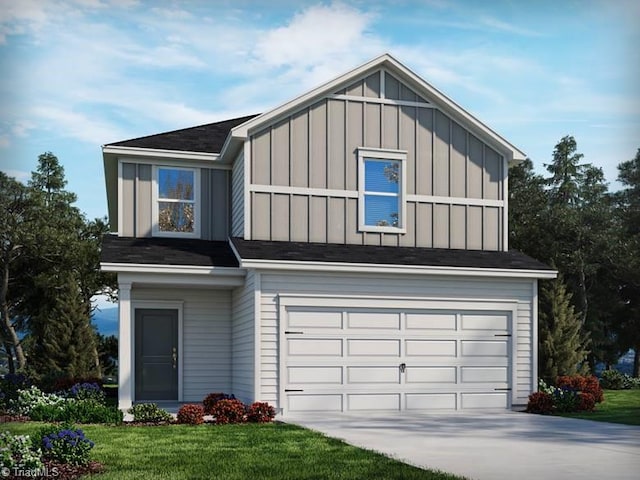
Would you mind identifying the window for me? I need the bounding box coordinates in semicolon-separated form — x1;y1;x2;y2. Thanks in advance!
358;148;406;233
153;167;200;237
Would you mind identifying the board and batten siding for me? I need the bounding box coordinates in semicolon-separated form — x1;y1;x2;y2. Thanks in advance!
120;162;229;240
231;270;256;403
258;272;535;409
231;150;245;237
132;288;232;402
248;70;505;250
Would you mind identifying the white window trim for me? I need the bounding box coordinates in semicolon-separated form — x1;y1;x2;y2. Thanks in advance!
152;166;201;238
357;147;407;234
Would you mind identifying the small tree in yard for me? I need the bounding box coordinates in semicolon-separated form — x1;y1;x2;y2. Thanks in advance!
539;275;590;381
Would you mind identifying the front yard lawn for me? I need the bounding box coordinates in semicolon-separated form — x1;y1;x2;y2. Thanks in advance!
3;422;465;480
557;389;640;426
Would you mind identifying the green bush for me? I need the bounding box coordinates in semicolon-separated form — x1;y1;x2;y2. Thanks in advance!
10;386;66;416
600;369;640;390
0;373;31;412
128;403;173;423
39;425;95;466
0;431;43;471
30;399;122;424
66;382;106;404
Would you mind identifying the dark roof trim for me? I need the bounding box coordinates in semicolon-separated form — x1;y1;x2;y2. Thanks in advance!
105;114;259;153
100;235;239;268
230;238;553;273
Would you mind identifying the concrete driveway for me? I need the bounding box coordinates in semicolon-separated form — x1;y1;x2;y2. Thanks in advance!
283;411;640;480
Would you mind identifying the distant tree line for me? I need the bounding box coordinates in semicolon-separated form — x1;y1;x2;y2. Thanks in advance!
0;153;117;383
510;137;640;380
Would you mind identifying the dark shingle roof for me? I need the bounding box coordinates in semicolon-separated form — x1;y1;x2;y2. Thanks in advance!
106;114;259;153
101;235;239;267
230;238;552;271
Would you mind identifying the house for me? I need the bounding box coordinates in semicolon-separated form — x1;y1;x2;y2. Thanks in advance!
100;54;555;414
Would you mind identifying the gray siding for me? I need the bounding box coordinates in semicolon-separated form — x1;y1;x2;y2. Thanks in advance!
258;272;535;409
120;162;229;240
248;70;505;250
132;288;232;402
231;271;256;403
231;151;245;237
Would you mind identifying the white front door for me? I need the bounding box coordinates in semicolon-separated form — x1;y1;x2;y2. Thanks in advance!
283;306;513;413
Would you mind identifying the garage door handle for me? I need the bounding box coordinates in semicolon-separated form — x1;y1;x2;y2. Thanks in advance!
494;334;512;337
285;331;304;334
285;389;304;392
494;388;512;391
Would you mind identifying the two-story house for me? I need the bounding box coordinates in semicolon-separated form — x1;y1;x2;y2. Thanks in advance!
101;54;555;414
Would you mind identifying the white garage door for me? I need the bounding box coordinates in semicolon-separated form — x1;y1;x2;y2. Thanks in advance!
283;307;513;413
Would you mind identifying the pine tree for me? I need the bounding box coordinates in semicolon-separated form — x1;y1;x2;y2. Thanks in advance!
27;273;98;381
539;275;590;381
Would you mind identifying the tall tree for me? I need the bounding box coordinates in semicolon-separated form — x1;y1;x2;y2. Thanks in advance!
614;149;640;376
539;275;590;381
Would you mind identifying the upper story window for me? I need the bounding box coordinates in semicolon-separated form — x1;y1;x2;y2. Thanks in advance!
357;148;406;234
153;166;200;237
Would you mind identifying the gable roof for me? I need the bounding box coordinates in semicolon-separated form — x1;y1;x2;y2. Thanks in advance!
222;53;526;164
230;238;554;275
106;114;258;153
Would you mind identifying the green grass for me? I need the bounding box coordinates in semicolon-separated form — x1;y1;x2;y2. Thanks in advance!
557;389;640;425
2;422;465;480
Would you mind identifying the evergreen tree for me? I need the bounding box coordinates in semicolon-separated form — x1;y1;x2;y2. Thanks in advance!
27;273;98;380
539;275;590;381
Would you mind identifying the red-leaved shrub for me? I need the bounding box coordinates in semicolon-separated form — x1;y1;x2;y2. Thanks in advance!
526;392;554;414
556;375;604;403
577;392;596;412
203;392;233;414
177;404;204;425
247;402;276;423
211;399;246;424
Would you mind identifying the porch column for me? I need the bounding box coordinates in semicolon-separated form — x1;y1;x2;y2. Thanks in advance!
118;281;133;411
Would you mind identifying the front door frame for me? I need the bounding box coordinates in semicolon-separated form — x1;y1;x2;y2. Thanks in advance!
132;300;184;403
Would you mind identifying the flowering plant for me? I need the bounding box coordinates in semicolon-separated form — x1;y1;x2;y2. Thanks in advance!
0;432;43;471
10;386;66;416
40;427;95;466
66;382;106;404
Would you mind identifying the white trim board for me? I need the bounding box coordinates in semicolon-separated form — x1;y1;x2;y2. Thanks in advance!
103;145;220;162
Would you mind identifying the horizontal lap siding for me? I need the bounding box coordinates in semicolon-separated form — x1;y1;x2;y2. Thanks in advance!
248;70;505;250
259;273;535;408
132;288;232;402
231;271;255;403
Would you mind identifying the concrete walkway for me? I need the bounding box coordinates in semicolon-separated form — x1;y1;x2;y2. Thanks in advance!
283;411;640;480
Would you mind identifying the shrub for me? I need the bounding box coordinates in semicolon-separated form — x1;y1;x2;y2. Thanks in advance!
203;392;235;414
247;402;276;423
49;376;104;393
40;426;95;466
66;382;106;404
556;374;604;403
177;404;204;425
10;386;66;416
600;370;640;390
577;392;596;412
30;399;123;424
0;431;43;471
526;392;554;414
551;386;579;413
0;373;31;411
211;399;246;424
128;403;173;424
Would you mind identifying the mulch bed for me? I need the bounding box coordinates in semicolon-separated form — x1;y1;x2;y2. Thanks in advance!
5;460;104;479
0;415;29;423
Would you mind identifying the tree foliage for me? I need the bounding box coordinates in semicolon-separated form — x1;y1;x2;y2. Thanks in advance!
0;152;115;379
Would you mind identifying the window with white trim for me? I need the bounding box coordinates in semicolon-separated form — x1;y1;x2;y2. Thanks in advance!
358;148;407;233
153;166;200;237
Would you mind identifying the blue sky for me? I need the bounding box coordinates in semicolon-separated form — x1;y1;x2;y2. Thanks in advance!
0;0;638;222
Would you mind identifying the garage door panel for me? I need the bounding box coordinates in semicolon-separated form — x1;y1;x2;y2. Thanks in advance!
461;340;508;357
288;366;343;384
288;338;342;356
288;310;342;329
288;394;343;412
405;366;457;384
405;313;456;330
347;394;400;411
461;366;508;383
347;312;400;329
347;339;400;356
347;366;400;384
406;340;456;357
461;314;508;331
461;392;508;409
406;393;456;410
